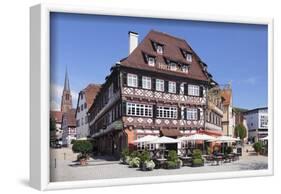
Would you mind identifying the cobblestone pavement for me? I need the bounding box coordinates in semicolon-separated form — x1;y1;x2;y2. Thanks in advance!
50;147;268;182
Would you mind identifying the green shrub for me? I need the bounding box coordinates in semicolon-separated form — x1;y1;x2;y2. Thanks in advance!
144;160;155;171
192;158;204;167
253;142;263;154
192;149;202;159
140;150;150;163
165;161;178;169
71;139;76;144
167;150;178;162
128;157;140;168
130;150;141;158
226;146;233;154
72;140;93;159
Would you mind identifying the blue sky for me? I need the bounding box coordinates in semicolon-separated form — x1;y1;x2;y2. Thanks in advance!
50;12;268;111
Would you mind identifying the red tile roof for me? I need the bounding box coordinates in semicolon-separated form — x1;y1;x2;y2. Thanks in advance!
83;84;101;108
50;111;63;123
221;89;232;106
120;30;209;81
62;109;76;127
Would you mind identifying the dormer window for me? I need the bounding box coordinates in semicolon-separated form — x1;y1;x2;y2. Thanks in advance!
148;57;155;66
182;65;188;73
186;53;192;62
168;62;177;71
157;45;163;54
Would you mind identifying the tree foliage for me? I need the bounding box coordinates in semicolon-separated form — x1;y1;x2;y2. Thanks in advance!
234;124;247;140
72;140;93;156
50;117;56;131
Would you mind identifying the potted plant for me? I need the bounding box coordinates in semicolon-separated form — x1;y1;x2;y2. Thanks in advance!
192;149;204;167
253;142;262;155
72;140;93;166
164;150;182;169
128;157;140;168
139;150;150;171
120;148;130;164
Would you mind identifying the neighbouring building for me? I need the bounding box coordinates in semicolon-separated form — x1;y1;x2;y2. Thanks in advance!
233;107;249;142
205;85;224;136
221;84;235;137
50;111;63;143
244;107;268;142
50;69;77;146
88;30;221;157
75;84;101;139
62;109;77;145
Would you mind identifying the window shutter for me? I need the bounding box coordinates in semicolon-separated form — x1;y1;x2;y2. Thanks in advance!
178;107;181;119
138;75;142;88
152;78;156;90
199;86;204;97
153;105;157;118
176;82;180;94
122;72;127;86
165;81;169;92
183;108;187;120
184;84;188;95
122;101;127;116
197;109;200;120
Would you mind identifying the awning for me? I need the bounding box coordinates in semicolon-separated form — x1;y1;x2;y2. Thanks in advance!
160;128;181;137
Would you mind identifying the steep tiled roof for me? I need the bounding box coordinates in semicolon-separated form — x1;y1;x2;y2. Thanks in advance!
83;84;101;108
221;89;232;106
120;30;209;81
63;109;76;127
50;111;63;123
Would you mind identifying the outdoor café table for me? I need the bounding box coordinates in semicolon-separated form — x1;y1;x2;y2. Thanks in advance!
213;155;223;165
155;158;167;169
179;156;192;166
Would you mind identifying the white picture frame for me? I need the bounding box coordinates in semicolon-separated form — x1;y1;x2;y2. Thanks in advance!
30;3;274;191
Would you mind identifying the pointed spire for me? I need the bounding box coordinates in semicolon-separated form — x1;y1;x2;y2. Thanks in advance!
64;67;70;91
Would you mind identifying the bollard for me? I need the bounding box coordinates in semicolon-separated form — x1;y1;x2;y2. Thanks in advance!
64;153;66;160
55;158;56;168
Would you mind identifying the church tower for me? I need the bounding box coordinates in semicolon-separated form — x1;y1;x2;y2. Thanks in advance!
61;69;73;113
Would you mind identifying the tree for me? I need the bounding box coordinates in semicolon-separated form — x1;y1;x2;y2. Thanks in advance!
50;117;56;131
72;140;93;159
234;123;247;141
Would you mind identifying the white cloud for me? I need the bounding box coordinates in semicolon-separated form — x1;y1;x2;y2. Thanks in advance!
50;83;79;111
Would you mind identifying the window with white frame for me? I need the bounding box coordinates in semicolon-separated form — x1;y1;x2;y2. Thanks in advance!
182;65;188;73
157;106;177;119
180;83;185;94
188;84;200;96
260;115;268;128
186;53;192;62
142;76;151;89
137;135;145;150
126;103;153;117
168;62;177;71
148;57;155;66
127;73;138;87
186;108;198;120
156;79;164;92
157;45;163;54
168;81;176;93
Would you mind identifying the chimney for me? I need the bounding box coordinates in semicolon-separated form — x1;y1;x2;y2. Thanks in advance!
128;31;138;54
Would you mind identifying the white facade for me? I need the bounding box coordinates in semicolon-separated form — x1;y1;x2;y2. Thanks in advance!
244;107;268;142
76;92;90;139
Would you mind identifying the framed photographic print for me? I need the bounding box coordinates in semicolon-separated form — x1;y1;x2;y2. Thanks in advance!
30;3;274;191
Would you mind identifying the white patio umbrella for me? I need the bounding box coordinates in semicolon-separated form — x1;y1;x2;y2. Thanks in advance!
210;136;239;142
149;136;180;158
209;136;239;154
133;135;158;143
149;136;180;144
260;136;268;141
183;134;215;154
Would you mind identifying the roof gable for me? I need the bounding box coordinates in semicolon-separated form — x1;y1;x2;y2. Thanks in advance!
121;30;209;81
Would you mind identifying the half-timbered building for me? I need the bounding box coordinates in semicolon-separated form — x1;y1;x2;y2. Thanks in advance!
88;30;222;156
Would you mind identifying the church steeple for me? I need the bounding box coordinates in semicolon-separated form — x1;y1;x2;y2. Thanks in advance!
64;68;70;91
61;67;73;113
